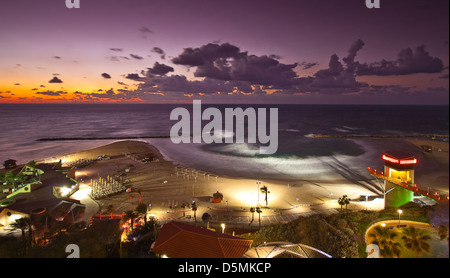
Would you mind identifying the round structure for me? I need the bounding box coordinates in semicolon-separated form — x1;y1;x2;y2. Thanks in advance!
243;241;332;258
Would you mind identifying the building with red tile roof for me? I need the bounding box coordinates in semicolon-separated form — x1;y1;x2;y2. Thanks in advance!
151;221;253;258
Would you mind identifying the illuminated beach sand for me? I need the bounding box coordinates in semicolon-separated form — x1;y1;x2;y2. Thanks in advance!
34;139;448;223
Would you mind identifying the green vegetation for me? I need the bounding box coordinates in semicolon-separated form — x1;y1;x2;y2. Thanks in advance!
367;226;402;258
241;202;445;258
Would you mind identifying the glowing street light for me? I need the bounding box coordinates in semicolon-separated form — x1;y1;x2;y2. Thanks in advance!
221;223;226;234
397;209;403;226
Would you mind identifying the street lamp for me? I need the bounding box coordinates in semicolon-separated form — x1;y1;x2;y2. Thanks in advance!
256;181;261;206
221;223;225;234
397;209;403;226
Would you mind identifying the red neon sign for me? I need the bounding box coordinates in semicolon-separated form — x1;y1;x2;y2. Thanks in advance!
399;158;417;165
382;154;417;165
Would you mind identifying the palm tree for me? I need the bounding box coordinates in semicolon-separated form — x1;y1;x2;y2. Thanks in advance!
260;186;269;206
4;172;15;187
256;207;262;228
368;226;402;258
250;207;255;224
106;205;114;220
27;160;37;176
401;226;431;258
10;217;33;247
122;210;138;232
338;195;351;210
135;203;148;226
191;201;198;222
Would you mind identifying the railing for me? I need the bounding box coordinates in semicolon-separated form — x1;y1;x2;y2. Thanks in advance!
367;167;449;203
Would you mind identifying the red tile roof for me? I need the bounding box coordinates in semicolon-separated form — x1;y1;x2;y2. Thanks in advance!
152;221;253;258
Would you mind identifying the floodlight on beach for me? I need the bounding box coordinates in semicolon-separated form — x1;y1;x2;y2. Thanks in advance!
60;187;71;196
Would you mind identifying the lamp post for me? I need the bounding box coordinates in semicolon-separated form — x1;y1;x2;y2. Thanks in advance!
221;223;225;234
256;181;261;206
397;209;403;226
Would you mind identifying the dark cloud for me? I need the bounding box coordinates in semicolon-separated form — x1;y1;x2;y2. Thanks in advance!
293;40;367;95
125;73;145;81
152;47;164;55
139;26;153;33
151;47;166;59
101;73;111;79
172;42;297;87
53;56;62;59
356;45;444;76
130;54;144;60
172;43;240;66
299;62;319;70
343;39;365;73
147;62;174;76
107;56;120;62
36;90;67;96
84;88;141;101
48;76;63;83
119;40;447;100
110;48;123;52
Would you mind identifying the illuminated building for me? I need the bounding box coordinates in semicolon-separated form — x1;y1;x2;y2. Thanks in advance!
381;153;416;207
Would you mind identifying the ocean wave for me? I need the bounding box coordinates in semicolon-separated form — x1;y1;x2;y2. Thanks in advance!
285;129;301;133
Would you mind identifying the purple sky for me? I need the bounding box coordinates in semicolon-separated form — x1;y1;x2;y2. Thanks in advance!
0;0;448;104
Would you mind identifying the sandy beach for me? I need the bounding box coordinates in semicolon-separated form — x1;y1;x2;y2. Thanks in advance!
32;139;448;224
405;139;449;193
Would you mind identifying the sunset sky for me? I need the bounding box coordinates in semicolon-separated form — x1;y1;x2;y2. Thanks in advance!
0;0;448;104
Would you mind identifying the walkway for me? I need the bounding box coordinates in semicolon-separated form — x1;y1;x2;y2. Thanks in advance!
367;167;449;203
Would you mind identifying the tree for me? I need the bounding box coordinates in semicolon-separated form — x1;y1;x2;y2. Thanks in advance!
3;172;25;191
437;224;449;245
27;160;37;176
191;201;198;222
106;205;114;220
367;226;402;258
135;203;148;226
256;207;262;228
338;195;351;210
401;226;431;258
250;207;256;224
10;217;33;247
260;186;270;206
122;210;138;232
201;213;212;229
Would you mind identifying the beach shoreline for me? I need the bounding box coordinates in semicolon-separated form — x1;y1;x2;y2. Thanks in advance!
3;139;448;225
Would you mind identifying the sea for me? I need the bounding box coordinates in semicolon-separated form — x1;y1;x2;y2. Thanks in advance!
0;104;448;183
